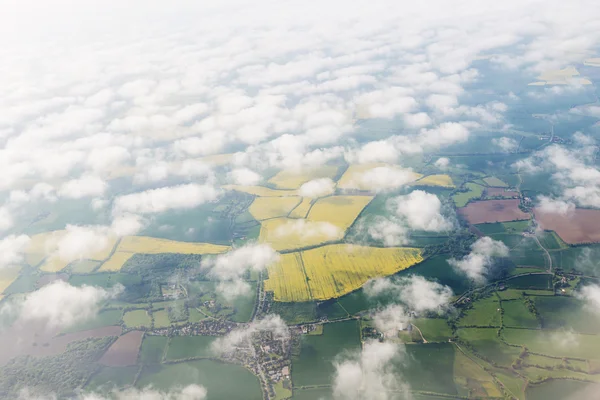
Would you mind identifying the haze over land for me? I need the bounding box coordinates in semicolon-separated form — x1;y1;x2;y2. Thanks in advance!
1;0;600;399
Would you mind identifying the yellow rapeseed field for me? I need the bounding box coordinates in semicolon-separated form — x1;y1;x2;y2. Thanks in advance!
98;251;136;272
415;174;455;188
307;195;373;231
25;231;118;272
223;185;297;197
288;197;313;218
337;164;422;190
258;217;341;251
268;165;340;189
264;244;423;301
0;266;21;294
117;236;230;255
249;196;302;220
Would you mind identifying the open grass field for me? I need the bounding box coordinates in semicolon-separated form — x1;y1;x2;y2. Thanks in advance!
502;300;539;328
152;309;171;328
414;174;455;188
268;165;340;189
69;260;101;273
307;195;373;230
248;196;301;221
454;348;501;398
288;197;313;218
86;366;138;391
411;318;452;342
137;359;262;399
264;244;423;301
0;266;21;294
458;298;502;327
456;328;521;367
123;310;151;329
69;273;142;289
507;274;552;290
502;328;600;359
400;343;458;395
534;296;600;334
258;217;340;251
337;163;422;190
452;183;485;207
292;320;361;387
99;330;143;367
458;199;529;224
140;335;168;364
223;184;297;197
476;220;530;235
483;176;508;187
535;208;600;244
165;335;216;360
537;231;566;250
527;380;599;400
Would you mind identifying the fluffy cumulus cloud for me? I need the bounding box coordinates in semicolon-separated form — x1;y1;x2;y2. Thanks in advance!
274;219;341;241
492;136;519;152
298;178;336;198
351;167;418;193
434;157;450;169
19;385;207;400
333;341;409;400
0;234;30;269
202;244;279;300
211;314;289;355
576;284;600;314
2;281;121;328
448;236;509;283
113;184;220;215
228;168;262;185
58;175;107;199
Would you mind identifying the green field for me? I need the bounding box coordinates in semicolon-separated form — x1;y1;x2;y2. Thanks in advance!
453;183;485;207
397;255;472;294
483;176;508;187
502;300;539;328
400;343;458;395
270;301;318;325
123;309;151;329
86;366;138;391
526;379;598;400
152;309;172;328
507;274;552;290
69;273;142;289
137;359;262;399
69;260;101;274
187;281;256;323
538;231;566;250
62;309;122;333
503;328;600;359
535;296;600;334
292;320;361;387
292;388;332;400
458;298;502;327
411;318;453;342
165;335;216;360
457;328;520;367
140;335;168;364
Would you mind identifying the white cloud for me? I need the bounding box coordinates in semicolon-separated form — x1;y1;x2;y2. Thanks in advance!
228;168;262;185
388;190;453;232
2;281;121;329
58;175;107;199
273;219;341;241
0;234;30;270
434;157;450;169
55;224;112;262
202;244;279;300
352;166;418;192
366;217;409;247
537;195;575;215
448;236;509;283
298;178;336;198
333;340;409;400
419;122;470;148
492;136;519;152
576;284;600;314
114;184;220;215
211;314;289;355
0;206;14;232
79;384;207;400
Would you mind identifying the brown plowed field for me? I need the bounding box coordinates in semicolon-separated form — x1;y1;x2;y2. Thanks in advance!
458;199;529;224
485;188;519;198
99;330;143;366
534;208;600;244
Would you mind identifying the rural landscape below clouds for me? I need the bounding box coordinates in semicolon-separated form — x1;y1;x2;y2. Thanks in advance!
1;0;600;399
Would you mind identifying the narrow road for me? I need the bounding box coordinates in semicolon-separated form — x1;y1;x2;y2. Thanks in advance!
411;324;428;343
533;235;553;273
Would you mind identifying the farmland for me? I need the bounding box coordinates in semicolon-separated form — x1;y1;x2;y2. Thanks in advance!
165;335;216;360
99;330;143;367
117;236;230;255
414;174;455;188
223;184;297;197
458;199;529;224
264;244;423;301
452;182;484;207
249;196;301;220
123;310;151;329
268;165;340;189
288;197;313;218
483;176;508;187
485;187;519;198
307;195;373;230
535;207;600;244
0;266;21;294
337;163;422;190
